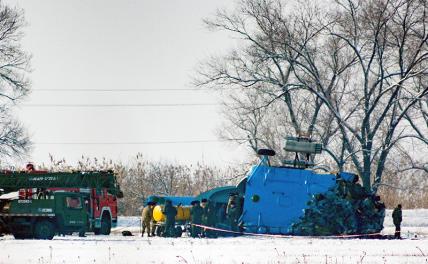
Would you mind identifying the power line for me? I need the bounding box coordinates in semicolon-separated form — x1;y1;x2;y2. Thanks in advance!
36;139;246;145
33;88;208;92
22;103;219;107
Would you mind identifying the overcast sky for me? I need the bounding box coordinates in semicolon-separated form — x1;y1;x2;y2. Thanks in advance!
4;0;250;167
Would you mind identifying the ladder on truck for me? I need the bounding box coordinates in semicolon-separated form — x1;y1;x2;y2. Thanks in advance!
0;170;123;197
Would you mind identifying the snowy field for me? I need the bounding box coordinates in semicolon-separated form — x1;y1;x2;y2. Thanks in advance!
1;210;428;264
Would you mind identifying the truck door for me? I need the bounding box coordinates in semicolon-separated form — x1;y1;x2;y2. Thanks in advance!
62;196;87;229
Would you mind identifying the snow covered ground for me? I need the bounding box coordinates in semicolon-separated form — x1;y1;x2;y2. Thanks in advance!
1;209;427;264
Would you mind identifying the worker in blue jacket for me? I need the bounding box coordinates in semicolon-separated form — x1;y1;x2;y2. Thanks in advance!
162;200;177;237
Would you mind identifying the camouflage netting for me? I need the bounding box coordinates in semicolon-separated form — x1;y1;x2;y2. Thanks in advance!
291;177;386;236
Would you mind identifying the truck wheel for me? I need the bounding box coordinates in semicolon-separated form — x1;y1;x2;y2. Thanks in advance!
34;220;55;240
100;215;111;235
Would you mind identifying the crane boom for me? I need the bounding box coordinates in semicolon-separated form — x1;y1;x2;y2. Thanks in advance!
0;171;123;197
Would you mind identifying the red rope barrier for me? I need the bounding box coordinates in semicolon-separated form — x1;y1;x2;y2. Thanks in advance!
191;223;383;239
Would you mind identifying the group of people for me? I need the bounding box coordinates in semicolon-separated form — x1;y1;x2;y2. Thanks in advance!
189;197;241;238
141;195;243;238
141;199;179;237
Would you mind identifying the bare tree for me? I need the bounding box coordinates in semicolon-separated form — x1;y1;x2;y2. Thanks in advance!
196;0;428;192
0;2;31;158
195;0;350;167
218;88;284;155
300;0;428;191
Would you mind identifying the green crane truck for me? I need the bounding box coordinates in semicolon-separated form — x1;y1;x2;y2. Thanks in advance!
0;167;123;239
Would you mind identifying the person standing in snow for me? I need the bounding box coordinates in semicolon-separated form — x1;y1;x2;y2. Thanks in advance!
201;199;217;238
190;200;203;238
141;202;155;237
162;200;177;237
227;201;240;233
392;204;402;239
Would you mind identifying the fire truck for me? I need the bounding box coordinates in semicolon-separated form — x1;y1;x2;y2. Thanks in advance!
0;166;123;239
